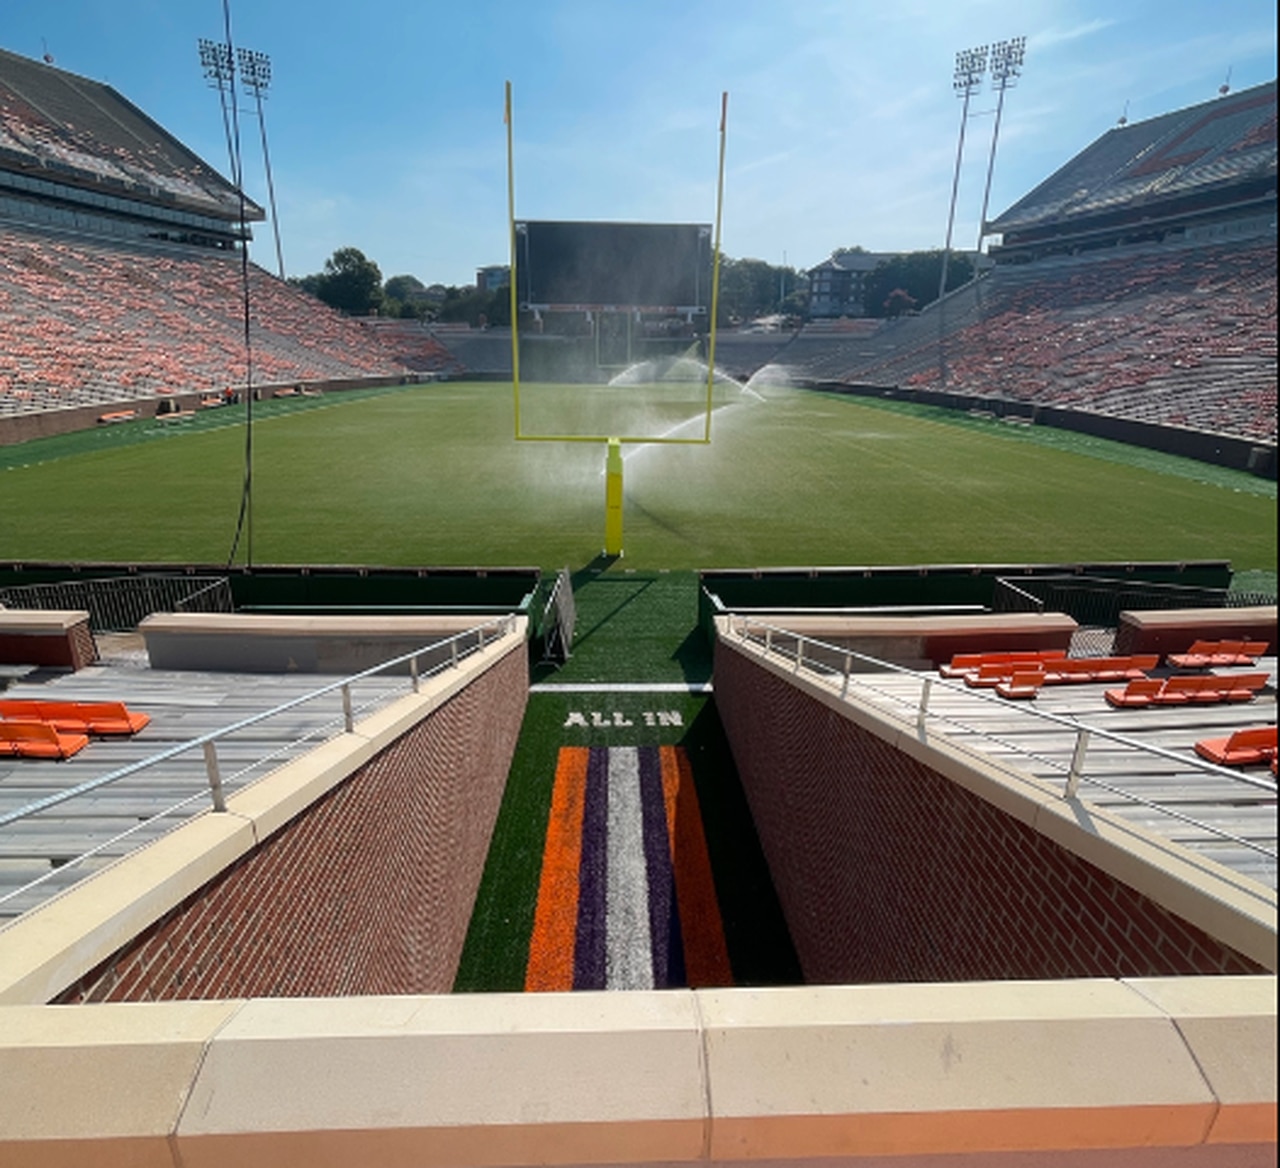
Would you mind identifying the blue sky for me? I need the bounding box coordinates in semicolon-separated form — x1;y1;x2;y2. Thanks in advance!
2;1;1275;286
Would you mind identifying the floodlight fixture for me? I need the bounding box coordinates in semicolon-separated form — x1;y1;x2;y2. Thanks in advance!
198;38;241;190
199;38;234;88
236;45;286;280
976;36;1028;257
953;44;989;97
938;43;989;312
237;47;271;95
990;36;1026;90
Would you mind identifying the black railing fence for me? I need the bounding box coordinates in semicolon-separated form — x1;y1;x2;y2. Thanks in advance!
0;574;233;633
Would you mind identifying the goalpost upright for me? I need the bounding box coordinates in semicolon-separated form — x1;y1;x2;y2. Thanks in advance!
505;82;728;554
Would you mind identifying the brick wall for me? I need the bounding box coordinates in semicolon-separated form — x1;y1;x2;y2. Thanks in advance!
714;641;1265;985
59;645;527;1001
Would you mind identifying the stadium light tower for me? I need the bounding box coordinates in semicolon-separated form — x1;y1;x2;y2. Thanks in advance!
939;44;989;303
198;37;240;190
237;47;287;281
975;36;1026;256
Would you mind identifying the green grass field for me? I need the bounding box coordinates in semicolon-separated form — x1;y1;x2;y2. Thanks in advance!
1;380;1274;576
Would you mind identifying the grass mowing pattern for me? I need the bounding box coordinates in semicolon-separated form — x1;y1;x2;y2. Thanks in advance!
834;392;1277;499
0;383;412;473
453;570;800;992
1;381;1273;572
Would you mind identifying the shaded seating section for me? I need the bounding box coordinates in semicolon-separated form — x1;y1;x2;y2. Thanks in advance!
1105;673;1270;707
0;699;149;736
0;223;407;416
776;236;1276;442
425;328;516;377
705;331;795;381
1167;640;1270;669
357;320;468;376
0;720;89;760
1194;726;1278;768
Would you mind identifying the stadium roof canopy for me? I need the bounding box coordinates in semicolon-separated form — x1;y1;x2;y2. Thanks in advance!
988;80;1276;257
0;46;261;224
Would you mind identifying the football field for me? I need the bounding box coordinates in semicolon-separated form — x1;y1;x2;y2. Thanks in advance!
0;380;1274;574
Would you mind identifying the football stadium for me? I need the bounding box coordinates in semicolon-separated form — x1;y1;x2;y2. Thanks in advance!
0;37;1277;1167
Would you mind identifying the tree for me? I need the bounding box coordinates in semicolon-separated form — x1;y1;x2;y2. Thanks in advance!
882;288;917;318
434;284;510;328
320;247;384;316
862;250;974;319
716;256;805;326
290;247;384;316
384;274;427;305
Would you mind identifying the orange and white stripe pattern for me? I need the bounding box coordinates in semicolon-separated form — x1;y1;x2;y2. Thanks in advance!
525;746;732;991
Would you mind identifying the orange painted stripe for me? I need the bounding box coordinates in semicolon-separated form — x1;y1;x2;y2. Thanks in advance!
659;745;733;987
525;747;590;992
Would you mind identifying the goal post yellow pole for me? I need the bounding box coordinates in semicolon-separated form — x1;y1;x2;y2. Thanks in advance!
506;81;522;438
703;91;728;443
604;437;623;556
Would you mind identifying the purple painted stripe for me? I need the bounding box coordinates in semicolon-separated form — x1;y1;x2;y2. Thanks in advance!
573;745;609;990
638;746;675;988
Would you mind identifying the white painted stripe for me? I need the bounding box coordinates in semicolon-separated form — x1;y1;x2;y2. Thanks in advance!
530;682;713;694
604;746;653;991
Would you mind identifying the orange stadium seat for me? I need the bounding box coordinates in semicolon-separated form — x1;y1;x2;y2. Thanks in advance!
1105;673;1269;708
0;699;149;736
1194;726;1278;767
0;719;89;760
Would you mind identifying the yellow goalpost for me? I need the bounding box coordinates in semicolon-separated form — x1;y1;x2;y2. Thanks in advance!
505;81;728;555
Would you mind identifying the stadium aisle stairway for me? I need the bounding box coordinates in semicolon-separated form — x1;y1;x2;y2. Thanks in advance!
453;568;801;992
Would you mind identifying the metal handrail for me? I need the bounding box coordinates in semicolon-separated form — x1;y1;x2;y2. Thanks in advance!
0;615;520;916
730;617;1278;860
0;614;518;831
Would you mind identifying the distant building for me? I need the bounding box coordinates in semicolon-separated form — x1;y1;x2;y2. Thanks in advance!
476;264;510;292
807;248;991;318
805;250;898;318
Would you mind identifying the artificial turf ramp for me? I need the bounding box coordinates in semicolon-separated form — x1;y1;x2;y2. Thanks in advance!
453;570;801;992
